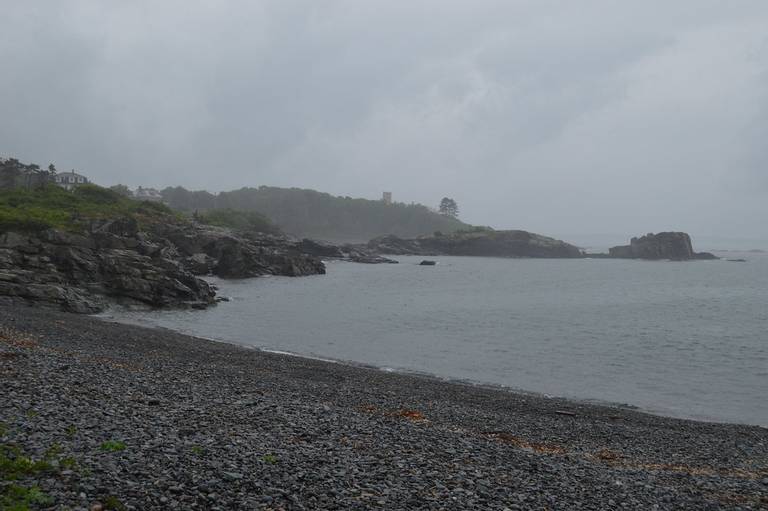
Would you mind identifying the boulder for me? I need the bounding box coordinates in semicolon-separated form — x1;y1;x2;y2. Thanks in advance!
184;253;216;275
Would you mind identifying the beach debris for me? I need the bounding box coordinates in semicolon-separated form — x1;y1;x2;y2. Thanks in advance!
394;409;427;422
554;410;576;417
595;448;622;461
485;431;567;455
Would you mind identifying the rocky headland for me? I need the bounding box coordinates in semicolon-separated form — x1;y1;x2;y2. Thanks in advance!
366;230;584;258
0;217;327;314
607;232;718;261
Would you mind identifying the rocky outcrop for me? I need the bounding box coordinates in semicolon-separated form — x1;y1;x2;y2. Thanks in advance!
153;224;326;278
0;230;215;313
367;230;583;258
0;218;328;313
608;232;717;261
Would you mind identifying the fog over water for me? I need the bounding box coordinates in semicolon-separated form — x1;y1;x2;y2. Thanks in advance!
2;1;768;243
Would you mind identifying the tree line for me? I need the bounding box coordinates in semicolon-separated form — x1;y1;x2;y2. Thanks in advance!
0;158;58;190
162;186;469;242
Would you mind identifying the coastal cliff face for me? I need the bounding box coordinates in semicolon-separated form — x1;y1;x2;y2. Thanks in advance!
608;232;717;261
0;218;326;313
367;230;584;258
153;223;326;278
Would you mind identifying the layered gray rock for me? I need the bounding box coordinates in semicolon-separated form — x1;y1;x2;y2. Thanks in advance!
153;224;326;278
0;230;215;313
0;218;327;313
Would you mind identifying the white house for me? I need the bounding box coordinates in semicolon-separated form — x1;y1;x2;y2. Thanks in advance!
53;170;89;190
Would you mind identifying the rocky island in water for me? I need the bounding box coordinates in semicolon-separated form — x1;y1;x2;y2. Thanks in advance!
364;229;717;262
606;232;717;261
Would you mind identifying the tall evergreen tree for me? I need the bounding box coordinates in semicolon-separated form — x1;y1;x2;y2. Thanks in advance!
438;197;459;219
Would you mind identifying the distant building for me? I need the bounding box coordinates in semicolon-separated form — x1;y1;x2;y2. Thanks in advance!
53;170;89;190
382;191;392;205
133;186;164;203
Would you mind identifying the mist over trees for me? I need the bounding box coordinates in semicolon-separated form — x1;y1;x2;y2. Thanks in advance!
195;208;280;235
439;198;459;219
162;186;470;242
109;184;132;197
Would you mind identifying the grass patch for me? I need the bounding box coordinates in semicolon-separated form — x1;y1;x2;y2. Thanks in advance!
42;444;61;460
99;441;126;453
0;183;176;233
0;484;53;510
190;446;204;456
261;454;278;464
0;445;54;480
0;440;84;510
103;495;127;511
59;457;78;470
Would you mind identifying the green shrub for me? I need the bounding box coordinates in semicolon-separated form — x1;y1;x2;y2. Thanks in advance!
0;444;53;480
103;495;127;510
0;183;175;233
73;184;123;204
1;484;53;510
99;441;126;452
261;454;278;464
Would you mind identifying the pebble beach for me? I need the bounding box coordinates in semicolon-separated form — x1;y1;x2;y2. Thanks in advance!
1;303;767;510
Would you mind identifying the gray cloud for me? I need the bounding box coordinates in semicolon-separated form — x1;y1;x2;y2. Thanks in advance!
1;1;767;244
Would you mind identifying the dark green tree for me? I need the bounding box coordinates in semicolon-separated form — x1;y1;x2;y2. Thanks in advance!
438;197;459;219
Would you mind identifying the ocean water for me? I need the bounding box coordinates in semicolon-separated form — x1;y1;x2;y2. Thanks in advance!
109;254;768;426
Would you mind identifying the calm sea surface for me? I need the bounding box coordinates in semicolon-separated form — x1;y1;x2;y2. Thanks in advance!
109;254;768;426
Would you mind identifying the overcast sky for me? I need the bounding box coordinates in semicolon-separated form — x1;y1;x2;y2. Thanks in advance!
1;1;767;244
